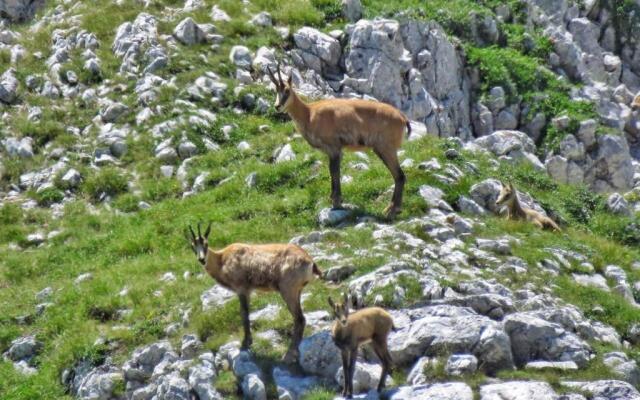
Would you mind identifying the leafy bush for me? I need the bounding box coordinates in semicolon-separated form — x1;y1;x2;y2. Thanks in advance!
82;168;129;200
141;178;181;202
113;193;140;212
34;187;64;206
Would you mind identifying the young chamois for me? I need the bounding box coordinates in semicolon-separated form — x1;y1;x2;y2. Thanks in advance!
328;293;394;399
495;182;561;231
187;223;322;362
266;64;411;219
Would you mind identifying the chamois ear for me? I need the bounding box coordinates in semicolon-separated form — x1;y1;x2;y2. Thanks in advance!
204;221;212;239
342;292;350;313
327;297;336;311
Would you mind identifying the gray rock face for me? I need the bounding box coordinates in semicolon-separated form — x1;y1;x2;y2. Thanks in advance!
173;17;207;45
317;207;354;227
503;313;591;367
298;331;341;379
480;381;559;400
75;365;123;400
0;0;44;22
273;367;321;400
607;193;631;216
562;380;640;400
388;305;513;372
113;13;167;75
201;285;235;310
466;130;542;169
3;137;33;158
341;0;363;22
241;373;267;400
229;46;253;69
603;352;640;387
335;362;390;394
155;372;191;400
293;27;341;73
445;354;478;376
100;102;129;123
0;68;19;104
389;382;474;400
4;335;42;362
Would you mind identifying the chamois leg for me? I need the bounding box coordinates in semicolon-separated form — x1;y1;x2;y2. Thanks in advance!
281;288;305;363
328;152;343;209
374;148;405;219
372;341;393;392
347;347;357;398
238;293;252;349
340;350;350;397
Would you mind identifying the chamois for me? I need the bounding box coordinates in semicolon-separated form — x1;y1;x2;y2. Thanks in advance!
495;182;561;231
187;223;322;362
328;293;394;399
632;93;640;110
266;64;411;219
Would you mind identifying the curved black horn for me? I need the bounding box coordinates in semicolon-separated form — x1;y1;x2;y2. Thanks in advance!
197;222;202;238
266;66;279;87
204;221;212;239
276;59;284;87
188;225;196;241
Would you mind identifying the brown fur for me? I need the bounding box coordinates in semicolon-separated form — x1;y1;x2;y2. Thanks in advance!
328;294;394;398
268;68;409;219
495;183;561;231
188;224;321;362
632;94;640;111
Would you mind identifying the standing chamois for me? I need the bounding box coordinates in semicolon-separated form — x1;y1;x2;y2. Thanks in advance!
328;293;394;399
266;64;411;219
187;223;322;362
495;182;561;231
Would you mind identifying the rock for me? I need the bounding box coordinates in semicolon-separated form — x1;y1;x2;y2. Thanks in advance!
113;13;166;74
4;335;41;362
495;109;518;130
503;313;591;367
188;363;221;400
293;27;341;72
273;367;321;400
101;102;129;123
572;273;609;291
0;68;19;104
467;130;536;157
181;334;203;360
561;380;640;400
298;331;341;379
389;382;473;400
173;17;207;45
74;273;93;285
607;193;631;216
76;365;123;400
241;374;266;400
3;137;34;158
61;168;82;189
155;372;191;400
250;12;272;28
559;135;585;161
229;46;253;70
13;360;37;376
603;352;640;387
274;144;296;163
445;354;478;376
318;207;354;227
155;139;178;163
525;360;578;371
457;196;486;215
335;362;390;394
628;323;640;345
211;5;231;22
480;381;558;400
0;0;44;22
124;341;175;382
418;185;452;211
201;285;235;311
388;305;513;372
324;265;356;282
35;287;53;302
177;140;198;159
577;119;597;148
342;0;363;22
469;179;502;213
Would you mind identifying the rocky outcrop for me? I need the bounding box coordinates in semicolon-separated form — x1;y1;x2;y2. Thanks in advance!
0;0;44;22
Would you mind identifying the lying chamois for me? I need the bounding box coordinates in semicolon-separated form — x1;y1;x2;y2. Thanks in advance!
266;64;411;219
495;182;561;231
328;293;394;399
187;223;322;362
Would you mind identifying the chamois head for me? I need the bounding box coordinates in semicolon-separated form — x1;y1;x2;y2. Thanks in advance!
187;222;211;266
496;182;516;206
328;292;351;326
266;61;293;112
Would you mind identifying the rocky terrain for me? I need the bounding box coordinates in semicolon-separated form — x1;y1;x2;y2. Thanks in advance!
2;0;640;399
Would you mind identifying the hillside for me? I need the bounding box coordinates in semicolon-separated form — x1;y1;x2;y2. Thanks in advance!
1;0;640;399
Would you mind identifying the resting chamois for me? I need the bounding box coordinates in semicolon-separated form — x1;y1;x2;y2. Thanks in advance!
328;293;394;399
187;223;322;362
267;64;411;219
495;182;561;231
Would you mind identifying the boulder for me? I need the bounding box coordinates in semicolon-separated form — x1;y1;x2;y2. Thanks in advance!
293;27;341;72
0;68;19;104
298;331;341;379
480;381;559;400
388;383;473;400
342;0;363;22
561;380;640;400
173;17;207;45
0;0;44;22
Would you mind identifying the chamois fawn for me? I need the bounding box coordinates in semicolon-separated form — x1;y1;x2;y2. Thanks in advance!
328;293;394;398
495;182;561;231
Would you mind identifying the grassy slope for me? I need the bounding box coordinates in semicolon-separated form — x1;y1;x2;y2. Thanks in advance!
1;0;640;399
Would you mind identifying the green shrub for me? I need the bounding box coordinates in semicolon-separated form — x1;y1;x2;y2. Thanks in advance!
34;187;65;206
82;168;129;200
141;178;182;202
113;193;140;212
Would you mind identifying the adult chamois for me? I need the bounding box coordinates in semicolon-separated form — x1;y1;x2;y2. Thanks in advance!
328;293;394;399
187;223;322;362
495;182;561;231
266;64;411;219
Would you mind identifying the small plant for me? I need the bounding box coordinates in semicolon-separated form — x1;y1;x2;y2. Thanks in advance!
34;187;65;206
82;168;129;201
